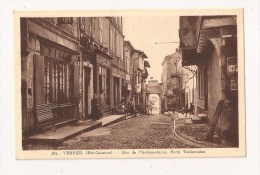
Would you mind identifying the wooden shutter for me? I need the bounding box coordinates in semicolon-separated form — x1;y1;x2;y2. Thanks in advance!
95;17;100;43
102;18;109;48
84;18;91;36
34;55;45;105
116;34;120;57
73;64;80;104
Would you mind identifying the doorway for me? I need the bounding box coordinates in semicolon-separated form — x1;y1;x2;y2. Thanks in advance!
113;77;120;108
148;94;160;114
84;67;91;118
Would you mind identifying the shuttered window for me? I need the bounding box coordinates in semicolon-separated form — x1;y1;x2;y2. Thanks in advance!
102;18;109;48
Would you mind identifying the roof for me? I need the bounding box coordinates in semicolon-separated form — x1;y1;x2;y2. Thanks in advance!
133;49;148;59
124;40;135;50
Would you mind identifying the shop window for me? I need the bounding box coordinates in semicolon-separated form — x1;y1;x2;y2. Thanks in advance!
44;58;73;105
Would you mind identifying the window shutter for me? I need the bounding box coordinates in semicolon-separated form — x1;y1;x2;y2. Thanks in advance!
95;17;100;43
116;34;120;57
102;18;109;49
34;55;45;105
73;64;80;104
84;18;91;36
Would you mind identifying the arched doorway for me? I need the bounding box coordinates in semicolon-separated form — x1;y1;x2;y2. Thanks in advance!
148;94;160;114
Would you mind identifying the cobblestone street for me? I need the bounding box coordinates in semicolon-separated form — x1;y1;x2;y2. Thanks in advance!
62;114;195;149
25;114;200;150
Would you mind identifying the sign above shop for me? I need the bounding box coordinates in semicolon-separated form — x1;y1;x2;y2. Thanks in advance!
96;54;111;68
71;55;80;62
112;66;125;78
57;17;73;25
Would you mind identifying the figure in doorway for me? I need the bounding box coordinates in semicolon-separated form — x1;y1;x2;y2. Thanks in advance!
127;98;136;116
185;101;189;117
99;90;105;118
91;94;101;122
149;101;154;115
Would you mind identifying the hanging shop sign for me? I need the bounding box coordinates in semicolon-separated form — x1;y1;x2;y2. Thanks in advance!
127;83;132;90
227;57;238;91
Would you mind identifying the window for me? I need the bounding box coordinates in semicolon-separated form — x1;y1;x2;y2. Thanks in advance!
109;28;113;53
125;57;128;73
91;17;95;38
44;58;73;104
99;17;103;44
80;17;85;30
120;39;124;61
116;34;120;57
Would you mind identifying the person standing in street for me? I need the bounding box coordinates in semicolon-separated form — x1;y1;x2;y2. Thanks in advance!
185;101;189;117
91;94;100;122
99;90;105;118
128;98;136;116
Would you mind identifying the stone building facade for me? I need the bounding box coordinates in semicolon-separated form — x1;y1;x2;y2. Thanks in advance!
21;17;150;137
21;17;81;136
161;51;180;111
179;16;238;146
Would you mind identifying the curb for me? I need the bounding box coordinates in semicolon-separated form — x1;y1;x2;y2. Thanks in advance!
24;122;102;145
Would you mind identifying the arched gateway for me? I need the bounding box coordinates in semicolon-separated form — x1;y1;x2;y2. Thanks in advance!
146;80;162;114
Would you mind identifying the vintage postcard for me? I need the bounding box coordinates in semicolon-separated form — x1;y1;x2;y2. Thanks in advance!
15;9;245;159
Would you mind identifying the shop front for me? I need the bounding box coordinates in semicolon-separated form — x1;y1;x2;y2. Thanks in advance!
111;66;126;109
21;18;80;136
94;53;112;114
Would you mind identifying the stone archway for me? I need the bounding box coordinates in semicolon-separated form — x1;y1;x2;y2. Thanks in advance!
146;80;162;114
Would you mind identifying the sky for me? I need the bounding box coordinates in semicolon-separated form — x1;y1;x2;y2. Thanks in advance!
123;16;180;83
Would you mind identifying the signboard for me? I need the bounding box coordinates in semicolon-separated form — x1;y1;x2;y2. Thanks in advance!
57;17;73;25
112;66;125;78
127;83;132;90
227;57;238;90
96;54;111;68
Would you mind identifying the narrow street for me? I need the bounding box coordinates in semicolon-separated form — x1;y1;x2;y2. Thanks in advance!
25;114;204;150
62;114;194;149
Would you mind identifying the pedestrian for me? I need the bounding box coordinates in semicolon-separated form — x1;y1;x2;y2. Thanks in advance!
91;94;101;122
99;90;105;118
149;101;153;114
128;98;136;116
121;97;125;106
185;102;189;117
189;103;194;116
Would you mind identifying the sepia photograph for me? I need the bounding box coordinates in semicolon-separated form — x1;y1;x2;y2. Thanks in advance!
15;9;245;159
